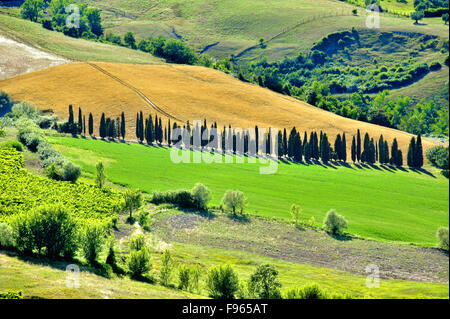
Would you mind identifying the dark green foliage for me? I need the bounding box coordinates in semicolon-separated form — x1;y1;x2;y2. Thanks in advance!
407;137;416;167
351;136;356;162
80;223;106;264
285;283;328;299
121;112;126;140
123;32;137;49
20;0;44;22
0;91;13;110
247;264;282;299
206;265;239;299
12;205;77;258
88;113;94;136
1;141;24;152
99;113;106;138
323;209;348;235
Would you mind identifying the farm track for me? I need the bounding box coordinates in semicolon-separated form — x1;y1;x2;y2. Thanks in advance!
86;62;185;123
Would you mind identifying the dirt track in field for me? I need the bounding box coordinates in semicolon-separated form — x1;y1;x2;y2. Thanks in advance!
153;212;449;283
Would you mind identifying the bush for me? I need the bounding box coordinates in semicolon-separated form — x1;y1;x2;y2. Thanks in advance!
430;61;442;71
221;190;246;215
12;205;78;258
46;160;81;183
129;233;147;251
206;264;239;299
323;209;347;235
437;227;449;250
128;248;152;278
0;291;23;299
80;223;106;264
247;264;282;299
284;283;328;299
191;183;212;210
178;264;191;290
0;91;13;110
0;223;15;249
42;18;53;30
1;141;23;152
159;249;175;286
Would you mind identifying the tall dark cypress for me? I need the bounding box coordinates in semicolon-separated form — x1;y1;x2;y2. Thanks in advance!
168;119;171;145
415;134;423;168
139;111;144;142
321;133;330;163
384;141;389;165
100;113;106;138
313;132;319;160
390;138;399;165
121;112;126;140
158;118;163;143
77;107;82;135
361;133;370;163
378;135;384;163
83;115;86;136
356;129;361;162
88;113;93;136
277;131;283;158
255;126;259;153
136;113;140;140
68;105;74;125
407;137;416;167
334;134;342;161
288;127;296;158
283;128;288;156
351;136;356;163
342;133;347;162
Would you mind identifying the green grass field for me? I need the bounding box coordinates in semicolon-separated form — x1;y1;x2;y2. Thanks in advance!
48;136;449;246
0;12;163;64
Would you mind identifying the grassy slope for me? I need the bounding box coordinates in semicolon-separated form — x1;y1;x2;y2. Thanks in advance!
47;136;449;245
2;244;448;299
0;252;201;299
1;62;443;156
0;12;163;64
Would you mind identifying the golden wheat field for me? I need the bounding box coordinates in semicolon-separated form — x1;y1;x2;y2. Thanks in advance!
0;61;440;155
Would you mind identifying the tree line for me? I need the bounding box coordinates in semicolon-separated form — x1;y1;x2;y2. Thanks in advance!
59;106;424;168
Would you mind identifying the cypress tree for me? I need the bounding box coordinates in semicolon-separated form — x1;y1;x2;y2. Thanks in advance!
68;105;74;126
288;127;296;158
361;133;370;163
369;138;376;164
100;113;106;138
378;135;384;163
390;138;399;165
88;113;93;136
255;126;259;153
283;128;288;156
148;115;154;142
154;114;159;142
158;118;163;143
136;113;140;140
356;129;361;162
334;134;342;161
78;107;82;135
277;131;283;157
121;112;126;140
415;134;423;168
83;115;86;136
342;133;347;162
321;133;330;163
375;143;379;163
168;119;171;145
351;136;356;163
312;132;319;160
139;111;144;142
384;140;389;165
407;137;416;167
397;150;403;167
293;132;302;162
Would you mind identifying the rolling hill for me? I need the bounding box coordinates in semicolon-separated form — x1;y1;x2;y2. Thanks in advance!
0;61;442;156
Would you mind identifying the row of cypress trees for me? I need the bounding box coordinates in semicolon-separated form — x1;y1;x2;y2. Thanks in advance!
63;106;423;167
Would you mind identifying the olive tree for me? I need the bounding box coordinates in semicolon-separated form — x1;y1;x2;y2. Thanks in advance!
323;209;348;235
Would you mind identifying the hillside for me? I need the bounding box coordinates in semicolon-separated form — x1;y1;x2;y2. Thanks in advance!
0;61;443;156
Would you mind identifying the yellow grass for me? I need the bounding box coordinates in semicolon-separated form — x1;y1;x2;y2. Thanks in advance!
0;61;441;155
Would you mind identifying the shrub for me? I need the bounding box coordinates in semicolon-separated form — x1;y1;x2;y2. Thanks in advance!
128;248;152;278
191;183;212;210
0;91;12;110
323;209;348;235
123;189;143;221
129;233;147;251
437;227;449;250
0;291;23;299
136;210;150;228
430;61;442;71
42;18;53;30
178;264;191;290
247;264;282;299
221;190;246;215
11;205;77;258
206;264;239;299
284;283;328;299
1;141;23;152
0;223;15;249
159;249;175;286
80;223;106;264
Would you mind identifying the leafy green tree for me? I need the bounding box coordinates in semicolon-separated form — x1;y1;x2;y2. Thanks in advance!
95;161;106;189
20;0;44;22
124;32;137;49
85;7;103;37
290;204;302;226
247;264;282;299
411;11;424;24
221;190;246;215
323;209;347;235
206;265;239;299
123;189;143;221
443;13;449;25
80;223;105;264
191;183;212;210
159;249;175;286
128;247;152;278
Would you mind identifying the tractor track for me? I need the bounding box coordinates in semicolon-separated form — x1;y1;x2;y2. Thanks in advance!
86;62;185;123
